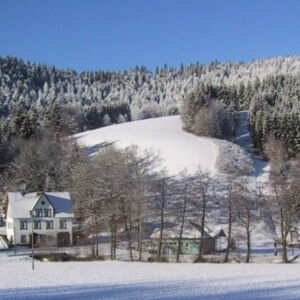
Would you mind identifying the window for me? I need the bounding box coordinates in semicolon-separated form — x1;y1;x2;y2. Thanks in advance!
35;209;43;217
44;209;51;217
20;220;27;230
34;220;41;229
59;220;67;229
46;220;53;229
20;235;27;244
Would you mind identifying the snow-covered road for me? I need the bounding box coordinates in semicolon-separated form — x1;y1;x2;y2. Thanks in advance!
234;111;270;182
1;256;300;299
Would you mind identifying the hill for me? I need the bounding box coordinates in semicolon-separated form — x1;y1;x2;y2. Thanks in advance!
74;115;252;178
75;116;218;176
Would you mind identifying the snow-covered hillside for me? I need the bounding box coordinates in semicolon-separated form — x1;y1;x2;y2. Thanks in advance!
74;116;219;175
74;115;252;177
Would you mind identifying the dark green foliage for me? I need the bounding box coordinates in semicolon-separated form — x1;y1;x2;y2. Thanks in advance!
44;102;63;134
181;84;237;139
247;75;300;157
12;109;40;139
82;102;131;130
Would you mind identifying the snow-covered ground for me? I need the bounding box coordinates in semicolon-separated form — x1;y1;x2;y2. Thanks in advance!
74;116;219;176
1;256;300;299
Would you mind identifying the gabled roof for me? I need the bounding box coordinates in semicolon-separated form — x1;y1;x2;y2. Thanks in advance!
150;222;213;240
7;192;74;219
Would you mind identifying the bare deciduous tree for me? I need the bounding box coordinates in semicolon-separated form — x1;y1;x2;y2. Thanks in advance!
265;137;300;263
192;169;212;262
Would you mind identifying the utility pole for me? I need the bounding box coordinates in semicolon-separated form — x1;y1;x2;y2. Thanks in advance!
30;210;35;270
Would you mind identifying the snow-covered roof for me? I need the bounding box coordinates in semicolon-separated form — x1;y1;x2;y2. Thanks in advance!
150;223;213;240
7;192;74;219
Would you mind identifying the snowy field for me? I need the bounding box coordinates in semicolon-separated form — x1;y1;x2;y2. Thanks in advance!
74;116;219;176
1;255;300;300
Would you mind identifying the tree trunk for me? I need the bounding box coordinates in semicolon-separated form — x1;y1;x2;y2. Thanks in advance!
224;202;232;263
113;232;117;260
280;209;289;263
282;233;288;263
91;226;95;258
137;218;143;261
123;213;133;261
198;189;207;262
110;215;117;260
96;225;99;258
177;188;188;263
246;226;251;263
157;209;164;262
110;228;114;260
176;218;184;263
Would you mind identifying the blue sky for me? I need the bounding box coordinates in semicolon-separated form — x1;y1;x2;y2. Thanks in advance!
0;0;300;72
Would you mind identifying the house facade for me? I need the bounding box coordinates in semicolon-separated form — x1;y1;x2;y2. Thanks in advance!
6;192;74;247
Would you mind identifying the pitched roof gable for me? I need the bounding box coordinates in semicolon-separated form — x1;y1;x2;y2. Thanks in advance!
7;192;74;219
151;222;213;240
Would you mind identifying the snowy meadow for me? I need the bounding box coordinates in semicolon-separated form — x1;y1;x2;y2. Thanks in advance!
1;255;300;300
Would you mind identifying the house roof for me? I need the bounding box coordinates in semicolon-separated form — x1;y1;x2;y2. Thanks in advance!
150;223;213;240
7;192;74;219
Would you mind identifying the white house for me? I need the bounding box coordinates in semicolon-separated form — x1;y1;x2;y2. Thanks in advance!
6;192;74;247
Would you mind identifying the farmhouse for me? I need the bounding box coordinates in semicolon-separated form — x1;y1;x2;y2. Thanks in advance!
5;192;74;247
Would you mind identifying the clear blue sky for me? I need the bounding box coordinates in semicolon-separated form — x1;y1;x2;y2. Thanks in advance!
1;0;300;72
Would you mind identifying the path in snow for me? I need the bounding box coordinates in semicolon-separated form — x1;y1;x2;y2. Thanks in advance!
234;111;270;183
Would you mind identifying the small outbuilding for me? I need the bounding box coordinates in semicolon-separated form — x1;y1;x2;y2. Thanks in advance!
148;222;226;261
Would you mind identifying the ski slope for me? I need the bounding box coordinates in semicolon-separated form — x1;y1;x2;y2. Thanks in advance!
75;116;247;176
75;116;219;175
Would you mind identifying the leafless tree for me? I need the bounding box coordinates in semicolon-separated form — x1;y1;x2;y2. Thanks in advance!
92;146;125;260
151;171;174;262
174;170;195;262
233;185;258;263
265;136;300;263
123;147;158;261
192;168;213;262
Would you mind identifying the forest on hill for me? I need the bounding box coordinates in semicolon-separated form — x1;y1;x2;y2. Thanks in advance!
0;55;300;174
